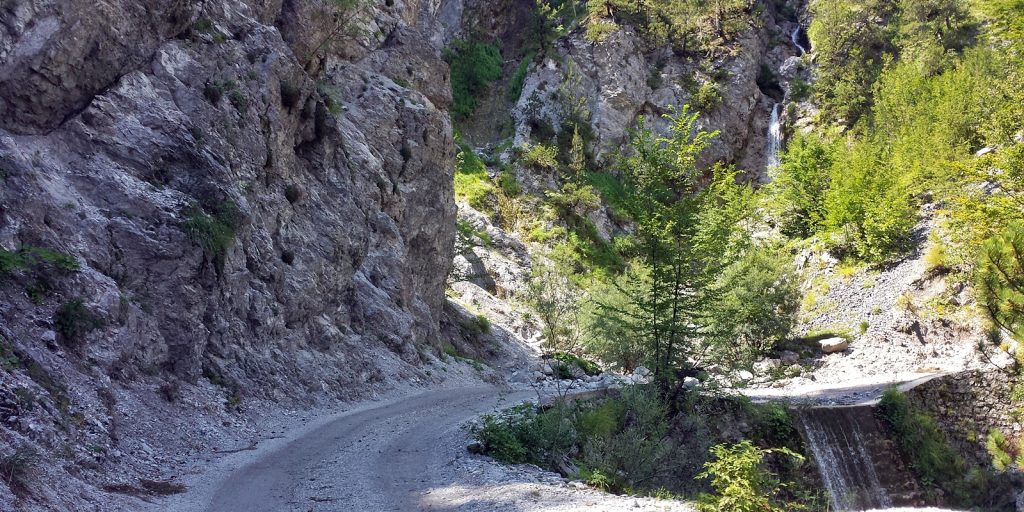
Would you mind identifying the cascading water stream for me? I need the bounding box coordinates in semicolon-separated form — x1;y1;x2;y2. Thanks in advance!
791;24;807;55
796;406;920;511
766;102;783;171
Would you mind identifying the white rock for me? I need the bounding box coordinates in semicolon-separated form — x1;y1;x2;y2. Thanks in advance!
683;377;699;389
819;337;849;353
633;366;651;377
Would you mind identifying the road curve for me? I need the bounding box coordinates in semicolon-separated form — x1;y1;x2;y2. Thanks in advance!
164;386;531;512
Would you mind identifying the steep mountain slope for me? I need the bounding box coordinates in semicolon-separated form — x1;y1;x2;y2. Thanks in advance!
0;1;466;509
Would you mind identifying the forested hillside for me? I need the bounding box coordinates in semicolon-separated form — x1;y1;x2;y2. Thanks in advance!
445;0;1024;509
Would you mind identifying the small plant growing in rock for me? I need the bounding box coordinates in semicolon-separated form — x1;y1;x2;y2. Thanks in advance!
1;444;38;494
182;200;244;268
54;299;103;347
0;246;78;275
461;314;491;338
204;80;231;104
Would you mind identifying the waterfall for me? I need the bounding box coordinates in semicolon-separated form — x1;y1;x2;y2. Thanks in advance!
796;406;919;511
766;103;783;171
791;24;807;55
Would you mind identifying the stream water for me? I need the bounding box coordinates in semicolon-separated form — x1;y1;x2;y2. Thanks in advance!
766;102;783;171
796;405;936;511
791;24;808;55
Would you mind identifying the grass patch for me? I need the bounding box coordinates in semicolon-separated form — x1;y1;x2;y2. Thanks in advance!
508;53;535;102
876;387;1014;506
454;144;494;210
182;200;244;266
203;79;238;105
586;171;630;220
0;246;78;275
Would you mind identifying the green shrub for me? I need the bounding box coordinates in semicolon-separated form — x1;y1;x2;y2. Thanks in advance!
54;299;103;347
508;53;534;102
552;352;601;376
697;440;803;512
585;19;618;42
877;387;962;487
521;143;559;170
474;402;577;467
790;78;811;101
317;82;342;114
576;400;621;440
0;444;37;493
229;89;249;113
977;223;1024;342
445;40;503;119
476;409;530;463
986;429;1021;471
708;249;800;363
0;246;78;275
498;170;521;196
182;200;244;263
454;144;494;210
473;314;491;334
693;81;722;112
203;79;238;105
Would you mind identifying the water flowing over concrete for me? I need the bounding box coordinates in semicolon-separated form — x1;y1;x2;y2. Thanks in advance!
797;406;919;511
766;102;783;170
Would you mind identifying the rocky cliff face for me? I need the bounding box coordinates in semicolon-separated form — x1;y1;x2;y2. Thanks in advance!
0;0;458;508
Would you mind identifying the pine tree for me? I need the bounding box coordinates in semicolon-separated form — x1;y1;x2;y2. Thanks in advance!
978;223;1024;342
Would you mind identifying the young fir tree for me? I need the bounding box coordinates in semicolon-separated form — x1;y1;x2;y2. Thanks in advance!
603;107;750;387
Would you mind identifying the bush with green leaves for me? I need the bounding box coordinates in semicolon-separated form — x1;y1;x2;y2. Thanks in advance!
878;387;1017;507
520;143;559;170
508;53;534;102
0;246;79;276
182;200;244;266
707;248;800;364
696;440;804;512
552;352;601;376
54;299;103;347
474;386;705;494
445;40;502;119
877;388;963;488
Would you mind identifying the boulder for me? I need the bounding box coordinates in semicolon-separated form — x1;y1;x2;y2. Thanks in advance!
683;377;699;389
633;366;651;378
780;350;799;365
819;337;850;354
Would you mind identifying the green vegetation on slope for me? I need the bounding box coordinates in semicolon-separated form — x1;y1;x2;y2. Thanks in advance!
444;40;503;119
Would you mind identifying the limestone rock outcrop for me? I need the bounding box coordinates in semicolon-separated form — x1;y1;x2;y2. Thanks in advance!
0;1;457;509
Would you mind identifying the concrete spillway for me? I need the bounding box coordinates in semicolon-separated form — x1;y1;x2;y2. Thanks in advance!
797;405;920;511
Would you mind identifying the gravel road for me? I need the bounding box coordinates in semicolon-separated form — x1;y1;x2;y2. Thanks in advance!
157;386;691;512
